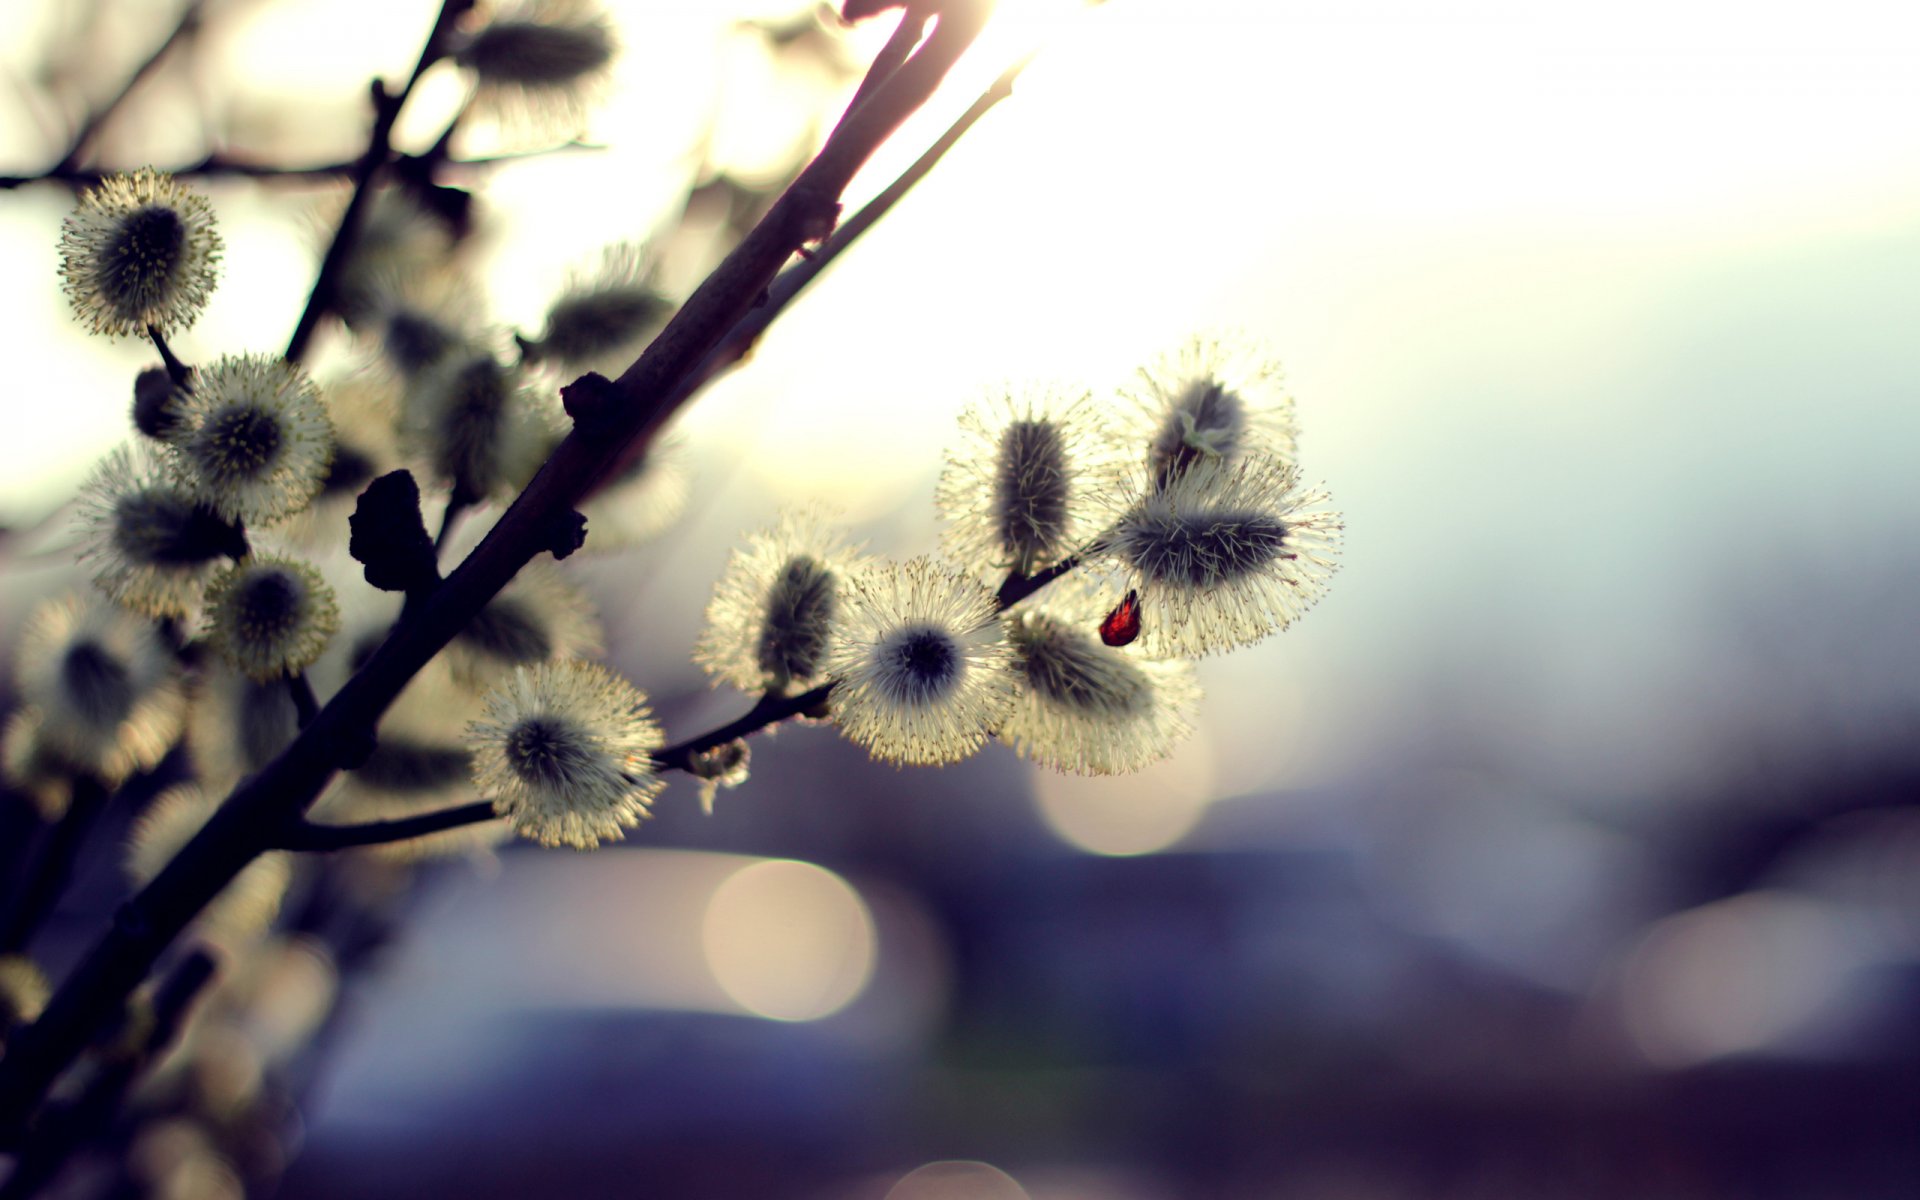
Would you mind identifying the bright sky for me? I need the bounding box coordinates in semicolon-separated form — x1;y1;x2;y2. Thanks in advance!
3;0;1918;801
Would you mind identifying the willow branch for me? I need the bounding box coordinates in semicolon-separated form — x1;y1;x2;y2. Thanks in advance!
276;801;497;851
146;326;189;389
283;0;475;362
0;1;991;1140
0;143;602;191
280;686;835;851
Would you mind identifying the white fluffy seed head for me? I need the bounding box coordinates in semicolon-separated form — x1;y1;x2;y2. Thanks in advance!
58;168;222;338
11;592;186;782
695;510;868;695
938;386;1107;579
166;354;335;524
998;603;1201;775
77;444;248;618
201;556;340;681
1099;453;1342;657
1120;334;1299;489
826;557;1017;766
466;660;664;849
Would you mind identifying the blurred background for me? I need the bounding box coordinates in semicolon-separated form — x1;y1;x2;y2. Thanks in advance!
2;0;1919;1196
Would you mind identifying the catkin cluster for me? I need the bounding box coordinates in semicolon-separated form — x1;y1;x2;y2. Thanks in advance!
33;145;685;856
700;340;1343;775
21;159;1342;881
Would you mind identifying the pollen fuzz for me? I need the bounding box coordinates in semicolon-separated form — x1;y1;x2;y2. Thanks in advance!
1101;454;1342;657
522;242;668;374
58;168;221;338
78;444;248;618
1123;334;1299;487
938;387;1104;579
201;556;340;681
11;593;187;783
999;605;1200;775
167;354;335;524
826;557;1017;766
404;351;558;501
696;510;868;695
467;660;665;849
453;0;618;140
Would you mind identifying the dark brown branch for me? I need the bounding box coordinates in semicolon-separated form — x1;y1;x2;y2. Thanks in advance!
996;550;1083;611
283;0;475;363
277;801;497;851
0;143;603;191
654;686;835;772
0;777;108;955
0;1;992;1140
834;6;931;133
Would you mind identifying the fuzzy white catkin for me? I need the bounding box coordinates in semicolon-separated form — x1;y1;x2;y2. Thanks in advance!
1121;333;1300;488
200;556;341;681
938;387;1107;580
9;592;187;783
998;603;1201;775
58;168;221;338
826;557;1018;766
466;660;664;849
695;510;869;695
77;444;248;618
166;354;335;525
1098;453;1342;658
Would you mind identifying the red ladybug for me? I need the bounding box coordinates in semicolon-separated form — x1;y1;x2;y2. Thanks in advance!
1099;590;1142;647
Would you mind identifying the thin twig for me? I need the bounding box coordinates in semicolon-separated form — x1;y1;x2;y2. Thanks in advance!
834;6;931;133
146;326;190;388
283;0;475;363
46;3;206;180
287;672;320;728
276;801;496;852
0;143;604;191
280;688;834;851
996;550;1082;611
